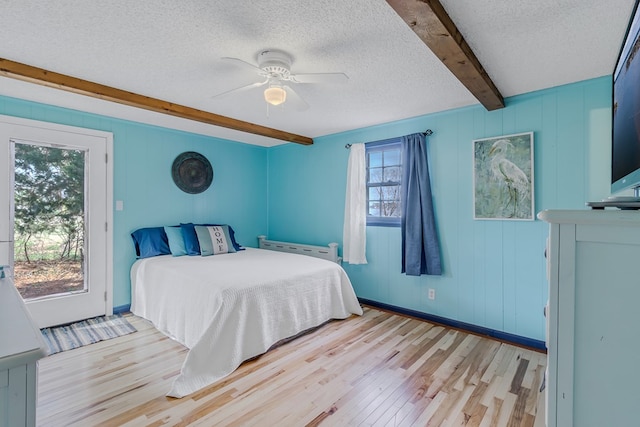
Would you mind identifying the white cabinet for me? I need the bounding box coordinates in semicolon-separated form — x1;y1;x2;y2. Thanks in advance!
0;276;46;427
539;210;640;427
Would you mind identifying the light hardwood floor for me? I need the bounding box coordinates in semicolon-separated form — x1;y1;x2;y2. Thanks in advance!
37;307;546;426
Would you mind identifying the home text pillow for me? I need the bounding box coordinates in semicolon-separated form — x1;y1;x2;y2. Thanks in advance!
164;226;187;256
131;227;171;258
201;223;244;251
194;225;237;256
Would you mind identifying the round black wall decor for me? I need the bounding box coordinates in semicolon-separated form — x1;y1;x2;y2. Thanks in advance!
171;151;213;194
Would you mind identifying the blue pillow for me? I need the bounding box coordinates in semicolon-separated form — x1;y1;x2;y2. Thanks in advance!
225;225;244;251
180;223;201;255
194;225;237;256
131;227;171;258
164;226;187;256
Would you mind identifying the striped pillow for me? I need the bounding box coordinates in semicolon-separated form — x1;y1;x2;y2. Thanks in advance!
194;225;237;256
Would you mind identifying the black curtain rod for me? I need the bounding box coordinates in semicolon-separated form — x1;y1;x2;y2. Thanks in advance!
345;129;433;149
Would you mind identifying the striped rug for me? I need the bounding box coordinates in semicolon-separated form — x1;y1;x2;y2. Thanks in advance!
40;313;137;355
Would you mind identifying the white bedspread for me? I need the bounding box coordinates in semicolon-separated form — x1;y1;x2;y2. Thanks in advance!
130;247;363;398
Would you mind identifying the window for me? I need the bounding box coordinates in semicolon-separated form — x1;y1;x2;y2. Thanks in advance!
366;138;402;226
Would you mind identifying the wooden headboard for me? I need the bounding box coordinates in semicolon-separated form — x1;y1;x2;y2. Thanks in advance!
257;236;341;264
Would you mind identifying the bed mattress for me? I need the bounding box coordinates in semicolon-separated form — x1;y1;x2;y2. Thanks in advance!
130;247;363;397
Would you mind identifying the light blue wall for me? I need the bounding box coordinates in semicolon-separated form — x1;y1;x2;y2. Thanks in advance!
267;76;612;341
0;76;611;340
0;95;268;308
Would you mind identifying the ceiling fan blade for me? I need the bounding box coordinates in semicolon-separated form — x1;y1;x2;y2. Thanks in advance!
283;85;310;111
289;72;349;84
220;57;262;73
211;79;268;99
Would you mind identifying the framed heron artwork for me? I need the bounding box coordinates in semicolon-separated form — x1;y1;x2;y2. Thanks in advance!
473;132;534;220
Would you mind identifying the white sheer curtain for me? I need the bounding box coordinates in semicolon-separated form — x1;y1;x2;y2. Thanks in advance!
342;143;367;264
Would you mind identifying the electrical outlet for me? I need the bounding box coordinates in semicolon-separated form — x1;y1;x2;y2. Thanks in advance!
428;288;435;300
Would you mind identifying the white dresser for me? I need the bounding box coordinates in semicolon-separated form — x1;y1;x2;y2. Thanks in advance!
538;209;640;427
0;275;46;427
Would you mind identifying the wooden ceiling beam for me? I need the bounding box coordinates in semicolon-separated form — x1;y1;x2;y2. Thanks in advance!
0;58;313;145
386;0;504;111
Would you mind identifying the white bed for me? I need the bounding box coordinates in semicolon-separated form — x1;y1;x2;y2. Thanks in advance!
130;244;363;398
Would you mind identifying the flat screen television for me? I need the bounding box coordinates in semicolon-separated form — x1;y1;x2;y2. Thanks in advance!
611;0;640;197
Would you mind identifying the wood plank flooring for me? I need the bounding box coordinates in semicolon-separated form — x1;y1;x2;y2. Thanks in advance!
36;307;546;426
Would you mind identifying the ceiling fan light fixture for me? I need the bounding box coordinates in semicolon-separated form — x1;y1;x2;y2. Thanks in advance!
264;85;287;106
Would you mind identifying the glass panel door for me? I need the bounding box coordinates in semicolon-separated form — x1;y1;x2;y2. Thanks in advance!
0;117;111;328
13;142;87;301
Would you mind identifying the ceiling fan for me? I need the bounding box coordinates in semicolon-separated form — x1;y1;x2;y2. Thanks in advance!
212;49;348;111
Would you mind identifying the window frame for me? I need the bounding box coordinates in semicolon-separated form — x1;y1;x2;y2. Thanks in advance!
365;137;402;227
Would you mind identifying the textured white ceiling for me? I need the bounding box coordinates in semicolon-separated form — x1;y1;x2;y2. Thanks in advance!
0;0;635;146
